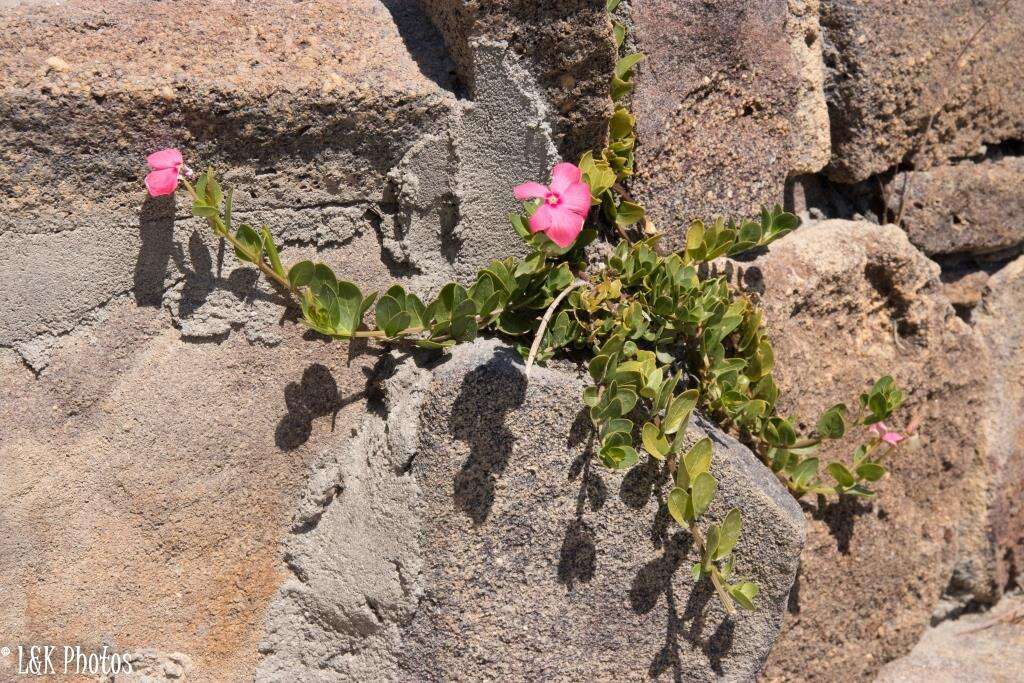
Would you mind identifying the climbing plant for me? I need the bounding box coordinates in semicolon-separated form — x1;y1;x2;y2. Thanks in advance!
142;2;906;616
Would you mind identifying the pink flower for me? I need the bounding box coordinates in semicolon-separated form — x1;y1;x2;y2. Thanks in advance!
868;422;904;445
145;148;190;197
514;162;592;248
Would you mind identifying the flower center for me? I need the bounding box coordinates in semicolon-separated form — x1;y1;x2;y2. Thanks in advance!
545;192;561;207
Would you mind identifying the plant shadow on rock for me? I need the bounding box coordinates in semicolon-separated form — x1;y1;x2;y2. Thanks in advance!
275;363;365;451
559;411;606;589
135;195;176;306
804;494;873;555
632;528;736;680
449;348;527;525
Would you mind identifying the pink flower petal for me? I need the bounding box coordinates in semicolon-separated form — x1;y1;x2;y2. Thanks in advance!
543;206;585;248
514;181;550;201
560;181;592;216
147;148;183;170
528;203;555;234
549;162;582;194
145;167;180;196
882;432;904;445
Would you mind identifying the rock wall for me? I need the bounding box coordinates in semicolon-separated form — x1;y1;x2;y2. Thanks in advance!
1;0;1022;681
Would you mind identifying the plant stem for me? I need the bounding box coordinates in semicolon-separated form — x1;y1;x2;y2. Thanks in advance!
688;522;737;615
524;279;588;379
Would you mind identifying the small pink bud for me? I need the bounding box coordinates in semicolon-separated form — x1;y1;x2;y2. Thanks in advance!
868;421;904;445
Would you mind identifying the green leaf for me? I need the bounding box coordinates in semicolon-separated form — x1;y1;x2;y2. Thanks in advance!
615;53;645;79
615;200;645;228
817;404;848;439
376;295;411;338
234;224;263;263
333;280;365;336
715;508;742;560
792;457;820;487
664;389;699;435
192;203;218;218
729;582;759;610
600;444;639;470
690;472;717;518
261;227;285;277
288;260;315;288
606;0;621;11
857;462;886;482
682;437;713;482
583;386;600;408
827;462;856;488
667;487;691;526
642;422;670;460
613;20;627;47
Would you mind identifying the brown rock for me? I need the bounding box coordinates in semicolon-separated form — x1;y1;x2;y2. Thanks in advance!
821;0;1024;182
630;0;829;242
885;157;1024;256
723;220;991;681
975;256;1024;594
875;592;1024;683
0;300;381;682
417;0;617;158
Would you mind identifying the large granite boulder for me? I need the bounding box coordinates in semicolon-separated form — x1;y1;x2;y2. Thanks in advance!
257;339;807;680
722;221;992;680
629;0;829;239
884;156;1024;257
821;0;1024;182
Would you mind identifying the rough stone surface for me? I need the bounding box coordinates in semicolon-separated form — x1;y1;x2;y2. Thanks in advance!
417;0;616;158
721;221;991;681
396;339;804;681
0;299;383;682
0;0;562;370
875;592;1024;683
630;0;829;242
821;0;1024;182
974;256;1024;594
885;157;1024;257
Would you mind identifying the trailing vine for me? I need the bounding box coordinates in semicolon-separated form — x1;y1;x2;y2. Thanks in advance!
142;1;906;616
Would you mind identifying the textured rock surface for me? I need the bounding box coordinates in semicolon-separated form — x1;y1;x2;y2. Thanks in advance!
417;0;616;158
630;0;829;241
885;157;1024;256
0;300;382;682
398;339;804;681
821;0;1024;182
723;221;991;680
875;592;1024;683
975;256;1024;594
0;0;560;370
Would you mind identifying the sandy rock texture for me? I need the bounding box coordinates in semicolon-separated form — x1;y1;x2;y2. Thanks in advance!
821;0;1024;182
417;0;617;159
723;221;991;681
974;256;1024;597
885;156;1024;257
629;0;829;241
875;592;1024;683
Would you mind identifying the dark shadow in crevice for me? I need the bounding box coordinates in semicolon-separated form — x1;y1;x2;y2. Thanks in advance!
379;0;460;94
449;348;527;524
